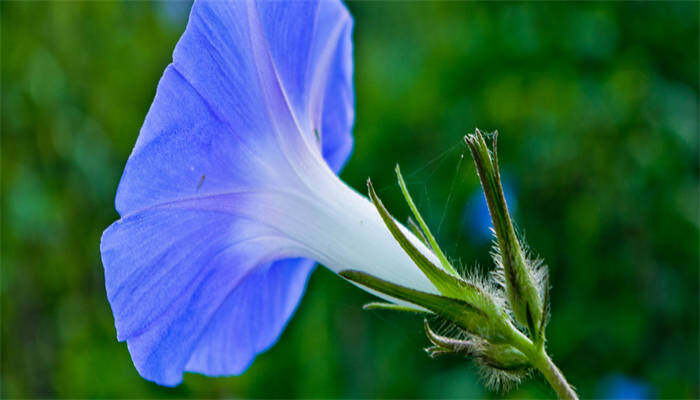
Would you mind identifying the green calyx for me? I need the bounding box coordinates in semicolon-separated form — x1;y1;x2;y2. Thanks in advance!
367;178;478;301
342;130;574;398
340;270;493;337
364;177;509;342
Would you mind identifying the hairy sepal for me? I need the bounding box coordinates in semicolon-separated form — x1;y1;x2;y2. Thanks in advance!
424;320;532;391
340;270;497;339
394;165;458;276
465;129;545;341
362;302;430;314
367;179;485;306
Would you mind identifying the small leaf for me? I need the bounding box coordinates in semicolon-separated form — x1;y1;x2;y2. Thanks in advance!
395;165;458;276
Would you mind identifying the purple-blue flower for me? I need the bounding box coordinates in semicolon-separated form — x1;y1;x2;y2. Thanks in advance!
101;0;438;386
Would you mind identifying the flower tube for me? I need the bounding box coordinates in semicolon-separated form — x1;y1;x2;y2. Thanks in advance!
100;0;440;386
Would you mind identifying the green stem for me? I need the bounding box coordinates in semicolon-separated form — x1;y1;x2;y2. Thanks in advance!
507;328;578;400
530;350;578;400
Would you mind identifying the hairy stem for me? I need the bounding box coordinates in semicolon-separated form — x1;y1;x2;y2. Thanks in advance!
506;325;577;399
531;351;578;400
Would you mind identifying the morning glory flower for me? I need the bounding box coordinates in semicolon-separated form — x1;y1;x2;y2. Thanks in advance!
100;0;440;386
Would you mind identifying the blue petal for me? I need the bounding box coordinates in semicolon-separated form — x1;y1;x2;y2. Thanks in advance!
102;0;354;385
317;13;354;171
115;66;287;217
184;258;314;376
101;199;314;385
254;0;355;171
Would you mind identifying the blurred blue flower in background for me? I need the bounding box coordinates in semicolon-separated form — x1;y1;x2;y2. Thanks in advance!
153;1;193;28
462;178;518;243
598;373;654;399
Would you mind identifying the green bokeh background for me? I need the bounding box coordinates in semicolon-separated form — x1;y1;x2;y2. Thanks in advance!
2;1;698;398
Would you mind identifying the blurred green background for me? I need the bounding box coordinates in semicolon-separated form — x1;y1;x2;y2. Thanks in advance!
2;1;698;398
